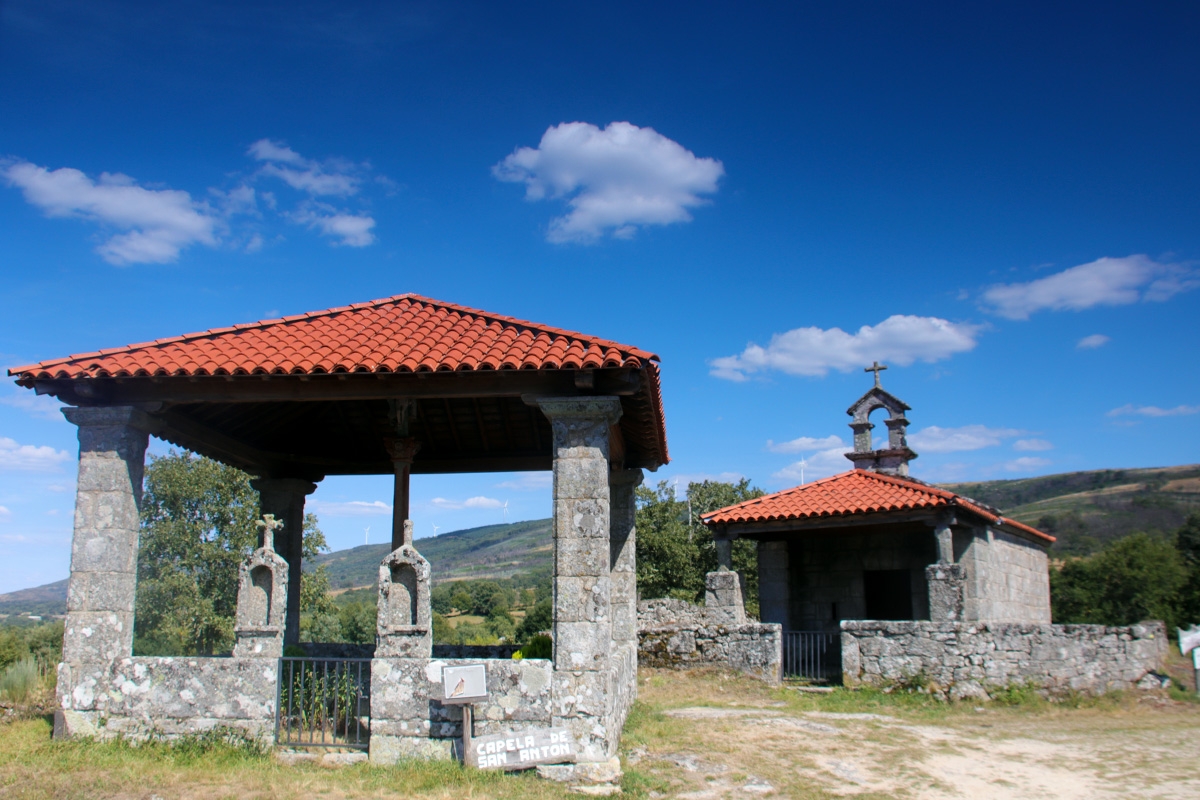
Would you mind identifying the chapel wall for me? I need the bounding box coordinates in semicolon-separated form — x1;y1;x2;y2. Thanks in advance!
786;530;936;630
968;528;1052;622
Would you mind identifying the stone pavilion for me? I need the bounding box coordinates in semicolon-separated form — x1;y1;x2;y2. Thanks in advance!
9;294;669;779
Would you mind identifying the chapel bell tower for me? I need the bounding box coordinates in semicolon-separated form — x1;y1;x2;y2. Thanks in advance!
844;362;918;477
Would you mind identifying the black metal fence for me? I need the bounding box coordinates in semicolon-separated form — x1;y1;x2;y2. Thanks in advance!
276;657;372;749
782;631;841;682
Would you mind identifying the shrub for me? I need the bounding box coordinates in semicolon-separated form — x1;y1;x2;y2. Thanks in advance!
0;658;42;703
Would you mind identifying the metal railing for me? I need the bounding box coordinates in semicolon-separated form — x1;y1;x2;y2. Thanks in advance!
276;657;372;749
782;630;841;682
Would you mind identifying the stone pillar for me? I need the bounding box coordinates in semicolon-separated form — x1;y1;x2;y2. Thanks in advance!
609;468;641;649
61;406;156;666
704;570;747;624
250;478;317;646
934;518;954;564
538;396;623;765
714;537;733;570
926;564;966;621
757;540;790;628
608;467;641;738
385;437;421;551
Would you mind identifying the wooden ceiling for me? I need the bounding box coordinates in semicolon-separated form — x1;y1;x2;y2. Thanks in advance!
33;366;667;480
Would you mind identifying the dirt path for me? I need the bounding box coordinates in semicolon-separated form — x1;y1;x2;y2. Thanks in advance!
629;679;1200;799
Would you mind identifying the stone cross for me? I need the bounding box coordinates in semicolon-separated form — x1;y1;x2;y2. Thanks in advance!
864;361;888;387
255;513;284;551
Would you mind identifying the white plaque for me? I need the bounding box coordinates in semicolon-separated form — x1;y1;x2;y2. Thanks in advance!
1179;624;1200;656
442;664;487;705
469;727;577;770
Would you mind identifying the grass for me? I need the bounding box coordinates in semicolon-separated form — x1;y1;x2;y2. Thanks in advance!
0;717;579;799
2;667;1196;798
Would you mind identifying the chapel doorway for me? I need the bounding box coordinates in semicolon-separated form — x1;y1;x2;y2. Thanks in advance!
863;569;913;620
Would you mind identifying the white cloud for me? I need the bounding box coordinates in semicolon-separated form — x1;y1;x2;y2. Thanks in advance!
292;204;376;247
1076;334;1110;350
710;315;981;381
0;437;70;471
496;473;552;491
1004;456;1052;472
430;496;503;510
0;506;9;522
0;391;65;421
248;139;361;197
1013;438;1053;452
2;160;220;264
1108;404;1200;418
981;255;1198;320
493;121;724;243
766;435;844;455
773;447;852;483
908;425;1024;454
308;499;392;517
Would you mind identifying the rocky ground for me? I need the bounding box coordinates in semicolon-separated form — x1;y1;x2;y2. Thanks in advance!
623;668;1200;799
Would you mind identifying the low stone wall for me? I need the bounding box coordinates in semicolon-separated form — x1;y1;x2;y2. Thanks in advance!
370;657;554;764
56;657;277;741
637;599;782;683
841;620;1168;698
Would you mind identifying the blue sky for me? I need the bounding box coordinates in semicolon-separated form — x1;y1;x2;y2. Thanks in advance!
1;1;1198;592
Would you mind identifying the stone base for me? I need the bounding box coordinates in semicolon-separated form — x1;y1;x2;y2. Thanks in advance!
368;734;457;764
537;756;623;787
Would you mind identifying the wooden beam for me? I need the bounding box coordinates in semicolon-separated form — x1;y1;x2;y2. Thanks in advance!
33;368;642;406
717;510;940;538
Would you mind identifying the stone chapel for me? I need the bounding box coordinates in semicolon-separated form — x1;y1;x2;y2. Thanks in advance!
702;364;1055;633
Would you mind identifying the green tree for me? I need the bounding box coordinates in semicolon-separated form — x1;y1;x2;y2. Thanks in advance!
635;478;764;615
1176;513;1200;626
449;589;473;614
515;597;552;643
1052;532;1187;628
337;601;377;644
134;451;328;655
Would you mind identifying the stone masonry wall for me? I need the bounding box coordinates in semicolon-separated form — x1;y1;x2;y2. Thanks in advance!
637;599;782;683
963;528;1052;622
56;657;278;742
841;620;1167;697
370;657;553;764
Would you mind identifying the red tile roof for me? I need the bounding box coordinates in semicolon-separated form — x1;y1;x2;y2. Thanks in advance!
702;469;1053;542
8;294;658;380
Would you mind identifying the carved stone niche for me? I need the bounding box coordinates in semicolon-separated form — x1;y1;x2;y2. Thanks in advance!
376;520;432;658
233;519;290;658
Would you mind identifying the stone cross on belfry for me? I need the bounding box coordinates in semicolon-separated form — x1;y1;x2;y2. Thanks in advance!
865;361;888;388
256;514;284;551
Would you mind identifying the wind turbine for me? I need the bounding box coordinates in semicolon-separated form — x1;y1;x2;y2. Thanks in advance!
432;522;440;536
364;526;370;545
502;499;509;523
799;454;808;485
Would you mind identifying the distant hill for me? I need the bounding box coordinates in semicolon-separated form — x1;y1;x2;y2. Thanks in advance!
0;578;68;618
942;464;1200;555
9;465;1200;614
310;518;553;589
0;519;553;618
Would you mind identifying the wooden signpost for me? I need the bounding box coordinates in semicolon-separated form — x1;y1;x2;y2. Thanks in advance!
438;663;577;770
